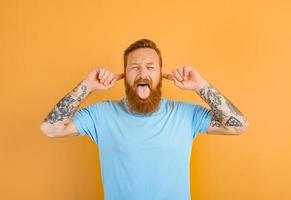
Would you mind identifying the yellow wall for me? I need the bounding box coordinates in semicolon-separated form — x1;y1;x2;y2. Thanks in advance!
1;0;291;199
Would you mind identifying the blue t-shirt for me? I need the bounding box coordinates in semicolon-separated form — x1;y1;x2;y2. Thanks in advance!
72;98;212;200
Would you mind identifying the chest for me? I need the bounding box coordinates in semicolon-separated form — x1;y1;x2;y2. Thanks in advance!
98;113;193;158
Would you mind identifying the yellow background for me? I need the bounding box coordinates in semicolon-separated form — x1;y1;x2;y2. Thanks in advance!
1;0;291;199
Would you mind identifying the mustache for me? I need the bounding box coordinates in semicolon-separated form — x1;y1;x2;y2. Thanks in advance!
133;77;153;88
124;75;162;114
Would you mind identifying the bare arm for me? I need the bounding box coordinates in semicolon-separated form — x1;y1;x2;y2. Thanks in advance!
196;81;249;135
40;80;91;137
40;68;124;138
163;66;249;135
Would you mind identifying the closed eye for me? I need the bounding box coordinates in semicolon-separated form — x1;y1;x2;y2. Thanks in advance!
131;66;138;69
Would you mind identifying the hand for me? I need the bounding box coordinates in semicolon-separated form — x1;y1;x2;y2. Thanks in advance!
162;66;208;92
83;68;124;92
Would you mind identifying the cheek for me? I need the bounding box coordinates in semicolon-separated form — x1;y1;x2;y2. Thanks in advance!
152;73;161;87
126;73;136;85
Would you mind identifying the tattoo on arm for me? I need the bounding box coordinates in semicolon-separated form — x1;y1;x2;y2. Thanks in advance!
199;84;246;129
44;82;90;124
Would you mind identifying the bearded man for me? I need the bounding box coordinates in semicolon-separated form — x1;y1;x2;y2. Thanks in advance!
40;39;249;200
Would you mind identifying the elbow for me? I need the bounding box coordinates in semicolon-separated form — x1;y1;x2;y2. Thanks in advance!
234;120;250;135
40;122;58;138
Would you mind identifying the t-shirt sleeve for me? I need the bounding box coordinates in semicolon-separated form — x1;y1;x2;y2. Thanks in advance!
191;104;213;138
72;104;100;144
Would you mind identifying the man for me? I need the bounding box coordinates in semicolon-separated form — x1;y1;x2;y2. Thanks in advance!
40;39;249;200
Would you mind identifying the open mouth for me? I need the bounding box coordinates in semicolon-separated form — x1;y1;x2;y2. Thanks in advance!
138;83;149;87
136;83;150;99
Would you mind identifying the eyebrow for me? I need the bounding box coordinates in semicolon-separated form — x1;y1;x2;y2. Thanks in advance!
130;62;155;66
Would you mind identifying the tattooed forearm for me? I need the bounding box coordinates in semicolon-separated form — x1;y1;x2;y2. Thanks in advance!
198;83;247;130
44;81;90;124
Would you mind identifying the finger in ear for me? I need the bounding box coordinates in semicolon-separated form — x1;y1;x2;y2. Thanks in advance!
162;74;173;80
115;73;124;80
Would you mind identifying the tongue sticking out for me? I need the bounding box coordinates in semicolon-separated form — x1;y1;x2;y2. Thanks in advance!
137;85;150;99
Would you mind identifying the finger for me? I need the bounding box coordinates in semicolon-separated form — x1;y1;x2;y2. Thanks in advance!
108;77;116;86
183;66;192;80
173;77;183;88
162;73;174;81
104;73;114;85
108;73;124;86
100;70;110;83
173;69;183;81
115;73;124;81
177;67;185;79
108;77;120;87
98;68;105;80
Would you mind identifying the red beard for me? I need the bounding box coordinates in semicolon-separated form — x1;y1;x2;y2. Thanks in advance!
124;75;162;114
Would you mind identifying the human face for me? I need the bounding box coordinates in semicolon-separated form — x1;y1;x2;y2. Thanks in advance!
125;48;161;99
124;48;162;114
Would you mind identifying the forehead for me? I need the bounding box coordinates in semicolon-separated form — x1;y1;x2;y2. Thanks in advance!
127;48;159;64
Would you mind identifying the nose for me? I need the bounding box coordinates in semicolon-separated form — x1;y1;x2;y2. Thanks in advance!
137;66;149;79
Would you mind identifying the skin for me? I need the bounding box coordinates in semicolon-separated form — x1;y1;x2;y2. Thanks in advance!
125;48;161;91
124;48;162;114
163;66;249;134
40;69;124;137
40;48;249;137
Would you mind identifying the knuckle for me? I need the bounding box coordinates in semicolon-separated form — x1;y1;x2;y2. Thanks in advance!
105;77;112;83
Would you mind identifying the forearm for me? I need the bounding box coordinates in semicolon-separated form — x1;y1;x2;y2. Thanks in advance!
195;81;248;131
42;80;91;126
